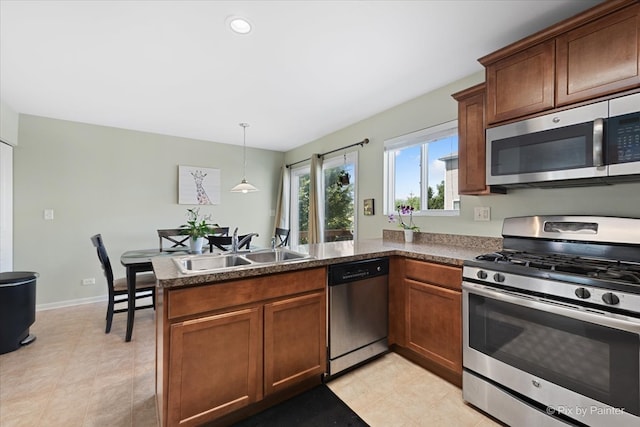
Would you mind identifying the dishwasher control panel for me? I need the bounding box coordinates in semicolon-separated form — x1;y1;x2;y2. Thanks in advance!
328;257;389;285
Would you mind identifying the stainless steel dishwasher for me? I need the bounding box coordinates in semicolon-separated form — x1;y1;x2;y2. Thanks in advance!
327;257;389;377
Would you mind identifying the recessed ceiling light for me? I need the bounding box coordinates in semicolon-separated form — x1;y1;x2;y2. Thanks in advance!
227;16;252;35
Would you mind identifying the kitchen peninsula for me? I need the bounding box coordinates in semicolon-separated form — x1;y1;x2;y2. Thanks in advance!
152;235;501;427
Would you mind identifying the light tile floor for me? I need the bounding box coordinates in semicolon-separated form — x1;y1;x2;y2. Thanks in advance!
0;302;500;427
328;353;501;427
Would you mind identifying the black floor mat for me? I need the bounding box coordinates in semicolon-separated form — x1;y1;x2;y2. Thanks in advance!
231;384;369;427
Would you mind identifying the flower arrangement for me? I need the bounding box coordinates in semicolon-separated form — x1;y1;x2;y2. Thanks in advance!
181;208;218;239
388;205;420;232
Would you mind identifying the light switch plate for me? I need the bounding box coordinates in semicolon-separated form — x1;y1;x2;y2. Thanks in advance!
44;209;54;220
474;207;491;222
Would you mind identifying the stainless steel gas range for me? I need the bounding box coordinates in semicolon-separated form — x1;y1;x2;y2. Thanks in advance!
462;216;640;427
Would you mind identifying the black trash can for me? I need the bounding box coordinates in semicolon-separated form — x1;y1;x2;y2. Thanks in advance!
0;271;38;354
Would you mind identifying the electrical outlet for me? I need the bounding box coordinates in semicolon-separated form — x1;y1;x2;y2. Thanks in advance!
44;209;54;220
81;278;96;286
474;207;491;222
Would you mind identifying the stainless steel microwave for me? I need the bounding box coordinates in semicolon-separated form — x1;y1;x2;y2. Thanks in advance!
486;92;640;187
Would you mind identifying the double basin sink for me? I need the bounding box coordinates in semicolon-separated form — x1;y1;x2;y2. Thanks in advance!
173;248;311;274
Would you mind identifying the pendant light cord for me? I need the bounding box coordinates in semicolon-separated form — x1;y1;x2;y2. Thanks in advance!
240;123;248;180
231;122;258;192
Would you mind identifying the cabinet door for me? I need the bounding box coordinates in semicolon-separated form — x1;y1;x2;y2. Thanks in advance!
486;40;555;124
167;307;262;427
264;292;326;395
405;279;461;374
556;4;640;106
454;84;489;195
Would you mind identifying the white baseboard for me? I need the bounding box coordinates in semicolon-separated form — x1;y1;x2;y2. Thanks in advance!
36;295;107;311
36;294;154;312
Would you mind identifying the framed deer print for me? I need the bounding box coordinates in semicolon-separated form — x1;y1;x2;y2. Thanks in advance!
178;165;221;205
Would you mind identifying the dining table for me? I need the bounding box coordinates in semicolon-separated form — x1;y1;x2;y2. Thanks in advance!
120;248;191;342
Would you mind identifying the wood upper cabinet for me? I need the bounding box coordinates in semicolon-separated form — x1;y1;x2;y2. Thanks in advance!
485;40;555;124
556;3;640;106
167;307;263;427
452;83;489;195
264;292;326;396
481;0;639;125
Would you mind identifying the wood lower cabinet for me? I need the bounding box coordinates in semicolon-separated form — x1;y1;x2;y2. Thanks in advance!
452;83;489;195
264;292;326;396
405;280;461;374
167;307;263;427
556;3;640;106
390;258;463;386
158;268;326;427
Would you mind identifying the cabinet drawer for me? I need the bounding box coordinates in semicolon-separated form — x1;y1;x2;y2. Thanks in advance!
168;268;326;319
404;259;461;291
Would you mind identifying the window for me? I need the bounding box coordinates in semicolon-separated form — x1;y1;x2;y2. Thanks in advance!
290;165;310;245
323;153;356;242
289;152;358;245
384;120;459;216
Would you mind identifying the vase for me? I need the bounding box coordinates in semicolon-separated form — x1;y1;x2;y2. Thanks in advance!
190;237;205;254
404;229;414;243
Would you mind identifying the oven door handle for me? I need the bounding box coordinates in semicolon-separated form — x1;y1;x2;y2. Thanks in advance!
463;282;640;333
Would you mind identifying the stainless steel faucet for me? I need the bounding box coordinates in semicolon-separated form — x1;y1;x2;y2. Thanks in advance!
231;227;259;253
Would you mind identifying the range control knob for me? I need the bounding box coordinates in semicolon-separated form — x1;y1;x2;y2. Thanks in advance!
477;270;488;279
493;273;505;283
575;288;591;299
602;293;620;305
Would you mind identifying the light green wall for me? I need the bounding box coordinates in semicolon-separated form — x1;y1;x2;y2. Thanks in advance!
14;73;640;306
285;71;640;239
14;115;283;306
1;99;19;145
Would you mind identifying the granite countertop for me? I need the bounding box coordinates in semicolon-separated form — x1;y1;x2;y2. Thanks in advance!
152;231;502;289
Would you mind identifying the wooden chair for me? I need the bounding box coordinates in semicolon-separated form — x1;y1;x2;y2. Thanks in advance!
90;234;156;334
207;234;254;252
157;228;189;251
210;227;230;237
274;227;290;247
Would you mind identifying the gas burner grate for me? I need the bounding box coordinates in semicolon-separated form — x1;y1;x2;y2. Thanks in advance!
587;269;640;283
475;251;640;285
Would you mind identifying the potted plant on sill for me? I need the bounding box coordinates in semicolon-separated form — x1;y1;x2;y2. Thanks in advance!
388;205;420;243
180;208;218;254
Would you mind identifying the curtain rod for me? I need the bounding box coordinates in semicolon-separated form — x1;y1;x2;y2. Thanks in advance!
286;138;369;168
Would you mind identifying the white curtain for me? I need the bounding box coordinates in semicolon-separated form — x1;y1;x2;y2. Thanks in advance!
272;164;290;234
307;154;323;244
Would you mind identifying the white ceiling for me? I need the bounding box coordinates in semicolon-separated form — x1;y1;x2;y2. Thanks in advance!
0;0;603;152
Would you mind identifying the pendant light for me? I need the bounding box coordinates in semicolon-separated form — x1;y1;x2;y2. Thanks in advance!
231;123;259;193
